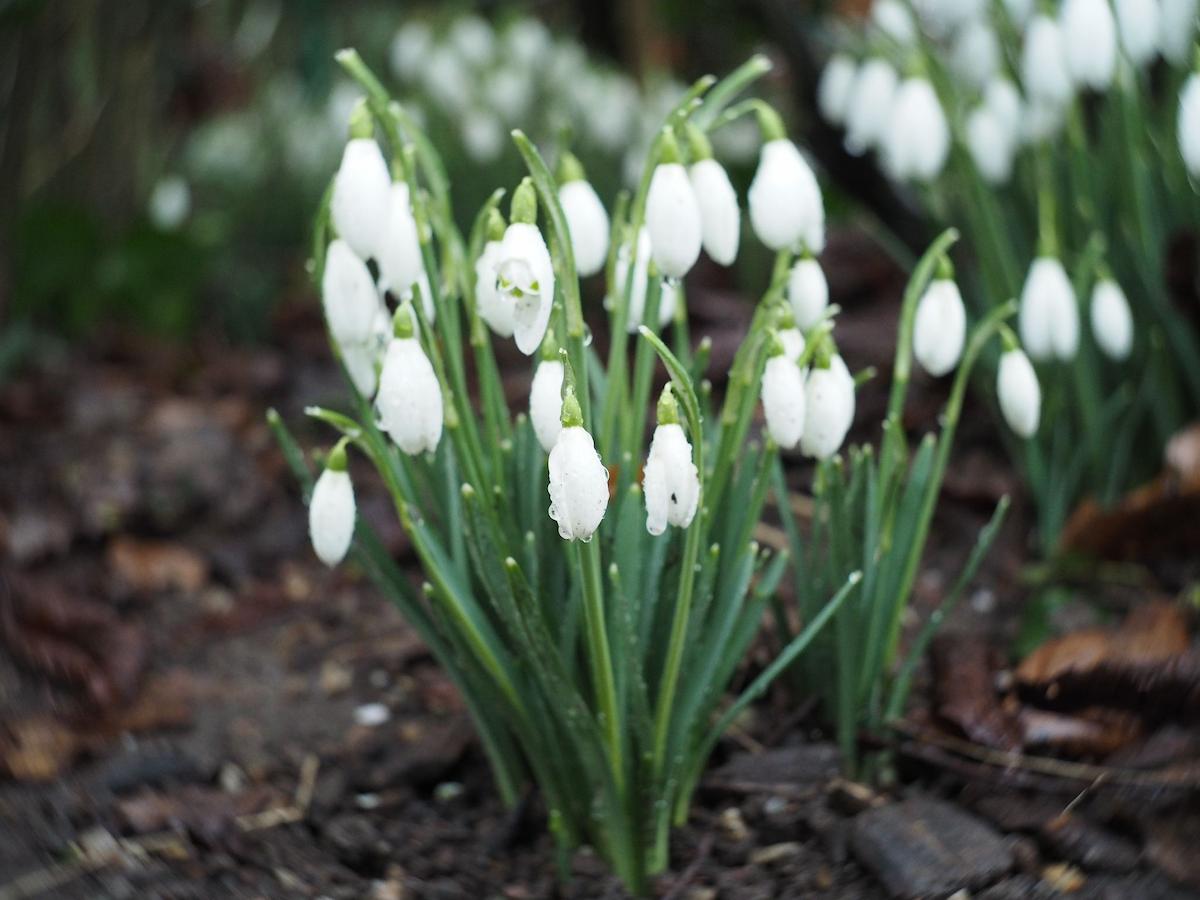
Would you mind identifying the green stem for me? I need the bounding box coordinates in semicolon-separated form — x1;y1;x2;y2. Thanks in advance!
578;539;623;792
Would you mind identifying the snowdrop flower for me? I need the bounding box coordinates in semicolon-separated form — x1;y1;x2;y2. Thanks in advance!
461;110;504;163
475;211;515;337
687;125;740;266
390;21;433;81
558;153;610;278
1090;278;1134;360
845;58;899;156
530;348;565;453
495;179;556;355
748;106;825;252
1004;0;1035;26
761;349;807;450
646;132;703;279
1022;15;1074;108
1179;73;1200;177
423;46;473;113
1061;0;1118;90
778;326;806;362
873;0;917;45
1019;257;1080;362
913;277;967;376
1023;99;1067;143
615;228;677;331
966;106;1016;184
331;102;391;262
547;387;609;541
997;348;1041;437
914;0;987;34
985;78;1024;139
448;15;494;68
309;441;356;567
322;238;379;346
377;182;427;308
485;68;534;124
952;20;1001;89
643;386;700;535
818;54;858;126
1159;0;1198;64
377;305;444;455
339;299;391;398
788;256;830;329
882;78;950;182
504;18;551;67
1115;0;1161;67
801;353;856;460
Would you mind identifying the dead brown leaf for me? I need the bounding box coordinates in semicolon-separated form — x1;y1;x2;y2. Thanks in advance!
116;783;276;843
0;714;82;782
932;634;1023;752
107;536;209;594
1018;708;1143;758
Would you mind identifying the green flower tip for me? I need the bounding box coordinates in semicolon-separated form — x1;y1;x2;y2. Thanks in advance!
539;327;559;362
999;323;1021;353
685;122;713;162
774;304;796;330
657;127;682;165
936;254;955;281
461;483;477;500
392;302;415;339
348;98;373;140
512;177;537;225
486;207;507;243
326;438;350;472
557;150;587;185
812;335;834;369
656;383;681;425
753;101;787;143
560;386;583;428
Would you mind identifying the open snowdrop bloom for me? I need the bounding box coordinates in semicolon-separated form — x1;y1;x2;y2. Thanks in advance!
882;78;950;182
1022;15;1074;108
761;348;807;450
1159;0;1198;64
547;387;609;542
801;352;855;460
377;305;444;455
686;125;740;266
748;105;825;252
788;255;829;329
1019;257;1080;362
913;277;967;377
818;54;858;126
872;0;917;45
475;213;515;337
997;348;1041;438
952;20;1001;89
331;102;392;262
966;106;1016;184
495;179;556;355
1179;73;1200;177
322;238;380;347
646;131;703;279
309;440;356;567
1090;278;1134;361
557;153;610;278
844;58;899;156
530;342;565;453
643;386;700;535
615;227;678;332
1061;0;1118;90
377;181;431;319
1115;0;1161;67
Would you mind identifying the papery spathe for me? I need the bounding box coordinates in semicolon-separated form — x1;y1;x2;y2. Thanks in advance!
643;424;700;535
690;158;741;266
377;336;444;455
646;162;703;278
331;138;392;262
1019;257;1080;362
913;279;967;377
559;179;611;278
496;222;556;355
547;426;609;541
998;349;1041;438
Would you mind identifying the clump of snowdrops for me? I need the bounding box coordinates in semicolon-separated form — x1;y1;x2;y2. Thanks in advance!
269;50;871;891
816;0;1200;553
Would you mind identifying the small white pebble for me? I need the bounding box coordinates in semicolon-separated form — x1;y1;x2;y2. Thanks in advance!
971;587;996;614
354;702;391;727
356;793;381;810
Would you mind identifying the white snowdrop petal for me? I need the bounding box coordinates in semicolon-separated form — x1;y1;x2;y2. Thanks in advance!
778;328;806;363
689;158;741;266
619;228;677;332
1090;279;1134;360
377;337;444;455
646;163;703;278
966;106;1016;185
322;238;379;346
475;241;515;337
1116;0;1161;67
845;59;899;155
1061;0;1118;90
1022;15;1074;107
882;78;950;183
377;182;426;304
643;424;700;535
559;180;611;278
761;356;807;450
749;140;824;252
985;79;1024;139
331;138;392;262
998;349;1041;438
952;20;1000;89
1179;74;1200;177
800;363;855;460
787;258;830;329
873;0;917;45
547;427;610;541
818;54;858;126
1160;0;1198;64
1019;257;1080;362
913;279;967;377
310;467;356;567
530;360;565;453
496;223;556;355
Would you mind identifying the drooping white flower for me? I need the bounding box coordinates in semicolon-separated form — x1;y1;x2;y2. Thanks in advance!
547;395;609;542
872;0;917;45
748;138;825;252
448;15;495;68
985;78;1024;139
643;406;700;535
690;157;741;266
504;18;551;67
818;54;858;125
1061;0;1118;90
966;106;1016;184
646;160;703;279
377;182;426;307
787;257;830;329
761;354;807;450
913;278;967;377
778;327;806;362
475;239;514;337
530;359;565;452
309;451;356;567
801;357;856;460
390;21;433;81
377;318;444;455
1019;257;1080;362
615;228;677;332
1179;73;1200;176
496;218;555;355
1022;15;1074;108
997;349;1041;438
1090;278;1134;360
423;46;473;113
1115;0;1161;67
882;78;951;182
485;68;534;123
845;58;899;156
322;238;380;346
559;178;610;278
1159;0;1198;64
952;20;1001;89
331;136;392;262
339;298;391;398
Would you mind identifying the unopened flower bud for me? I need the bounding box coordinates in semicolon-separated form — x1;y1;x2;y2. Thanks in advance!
643;388;700;535
818;54;858;126
377;322;443;455
913;278;967;377
309;443;355;567
1090;278;1134;360
558;153;610;278
646;134;703;278
323;238;379;346
882;78;950;182
1022;15;1074;108
845;59;899;156
801;355;855;460
331;130;391;262
998;348;1041;438
547;391;609;542
1061;0;1118;90
1019;257;1079;362
761;351;807;450
689;153;741;267
530;357;565;452
787;257;829;330
1115;0;1161;68
748;131;825;252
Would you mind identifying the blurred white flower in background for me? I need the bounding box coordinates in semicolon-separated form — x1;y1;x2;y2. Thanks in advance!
461;110;505;163
845;58;899;155
882;78;950;182
390;20;433;81
872;0;917;45
1159;0;1198;64
1090;278;1134;361
1022;14;1074;108
448;15;495;68
1060;0;1118;91
1179;72;1200;176
818;54;858;126
951;19;1000;89
1115;0;1161;67
966;106;1015;184
148;175;191;231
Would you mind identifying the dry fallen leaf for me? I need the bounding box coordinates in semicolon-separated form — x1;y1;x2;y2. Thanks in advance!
107;536;209;594
0;715;82;782
932;634;1023;752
